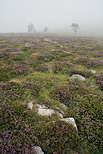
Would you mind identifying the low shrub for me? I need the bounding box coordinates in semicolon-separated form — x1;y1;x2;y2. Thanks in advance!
0;81;40;102
35;120;80;154
34;64;48;72
95;74;103;90
51;87;70;105
0;102;38;154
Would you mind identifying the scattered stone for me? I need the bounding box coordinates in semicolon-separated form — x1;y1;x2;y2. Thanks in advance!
53;41;57;44
85;47;94;50
28;101;33;109
60;103;68;110
43;38;52;42
61;118;78;130
70;74;86;81
24;42;32;47
37;104;55;116
90;70;96;74
32;146;44;154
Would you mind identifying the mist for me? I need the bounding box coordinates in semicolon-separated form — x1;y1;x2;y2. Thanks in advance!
0;0;103;36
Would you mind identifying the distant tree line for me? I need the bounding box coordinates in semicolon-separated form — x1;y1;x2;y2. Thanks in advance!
28;23;49;33
28;22;79;35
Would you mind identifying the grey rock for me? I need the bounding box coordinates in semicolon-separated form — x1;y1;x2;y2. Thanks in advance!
61;118;78;131
32;146;44;154
37;104;55;116
60;103;68;110
70;74;85;81
28;101;33;109
43;38;52;42
24;42;32;47
90;70;96;74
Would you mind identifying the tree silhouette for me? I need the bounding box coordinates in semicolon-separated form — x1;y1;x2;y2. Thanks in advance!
28;23;36;32
71;23;79;35
44;26;49;33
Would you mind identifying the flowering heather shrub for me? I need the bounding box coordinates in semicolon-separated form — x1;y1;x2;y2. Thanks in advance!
12;64;33;74
84;46;95;51
0;35;103;154
53;64;63;74
36;120;80;154
51;87;70;104
5;48;20;52
51;82;89;105
95;74;103;90
0;81;40;102
89;60;103;68
68;80;88;94
58;51;69;58
10;54;24;61
23;60;32;65
0;68;16;82
75;58;103;68
0;82;25;102
34;64;48;72
37;55;55;62
0;64;32;82
0;102;38;153
0;52;23;61
22;46;34;52
0;129;35;154
75;57;90;66
35;43;45;50
94;52;103;57
65;94;103;153
53;62;74;74
22;82;40;97
0;44;8;48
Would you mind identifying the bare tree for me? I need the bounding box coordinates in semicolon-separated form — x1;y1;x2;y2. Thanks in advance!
44;26;49;33
28;23;36;32
71;23;79;35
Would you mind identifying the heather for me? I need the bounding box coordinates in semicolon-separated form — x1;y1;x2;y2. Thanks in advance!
0;34;103;154
96;74;103;90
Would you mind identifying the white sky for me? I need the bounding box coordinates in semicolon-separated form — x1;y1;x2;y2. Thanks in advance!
0;0;103;35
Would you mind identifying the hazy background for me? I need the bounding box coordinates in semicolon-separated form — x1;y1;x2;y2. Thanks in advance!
0;0;103;36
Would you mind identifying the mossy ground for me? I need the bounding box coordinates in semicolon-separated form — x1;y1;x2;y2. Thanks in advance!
0;33;103;154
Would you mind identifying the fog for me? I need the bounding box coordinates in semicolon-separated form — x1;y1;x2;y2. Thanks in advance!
0;0;103;36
